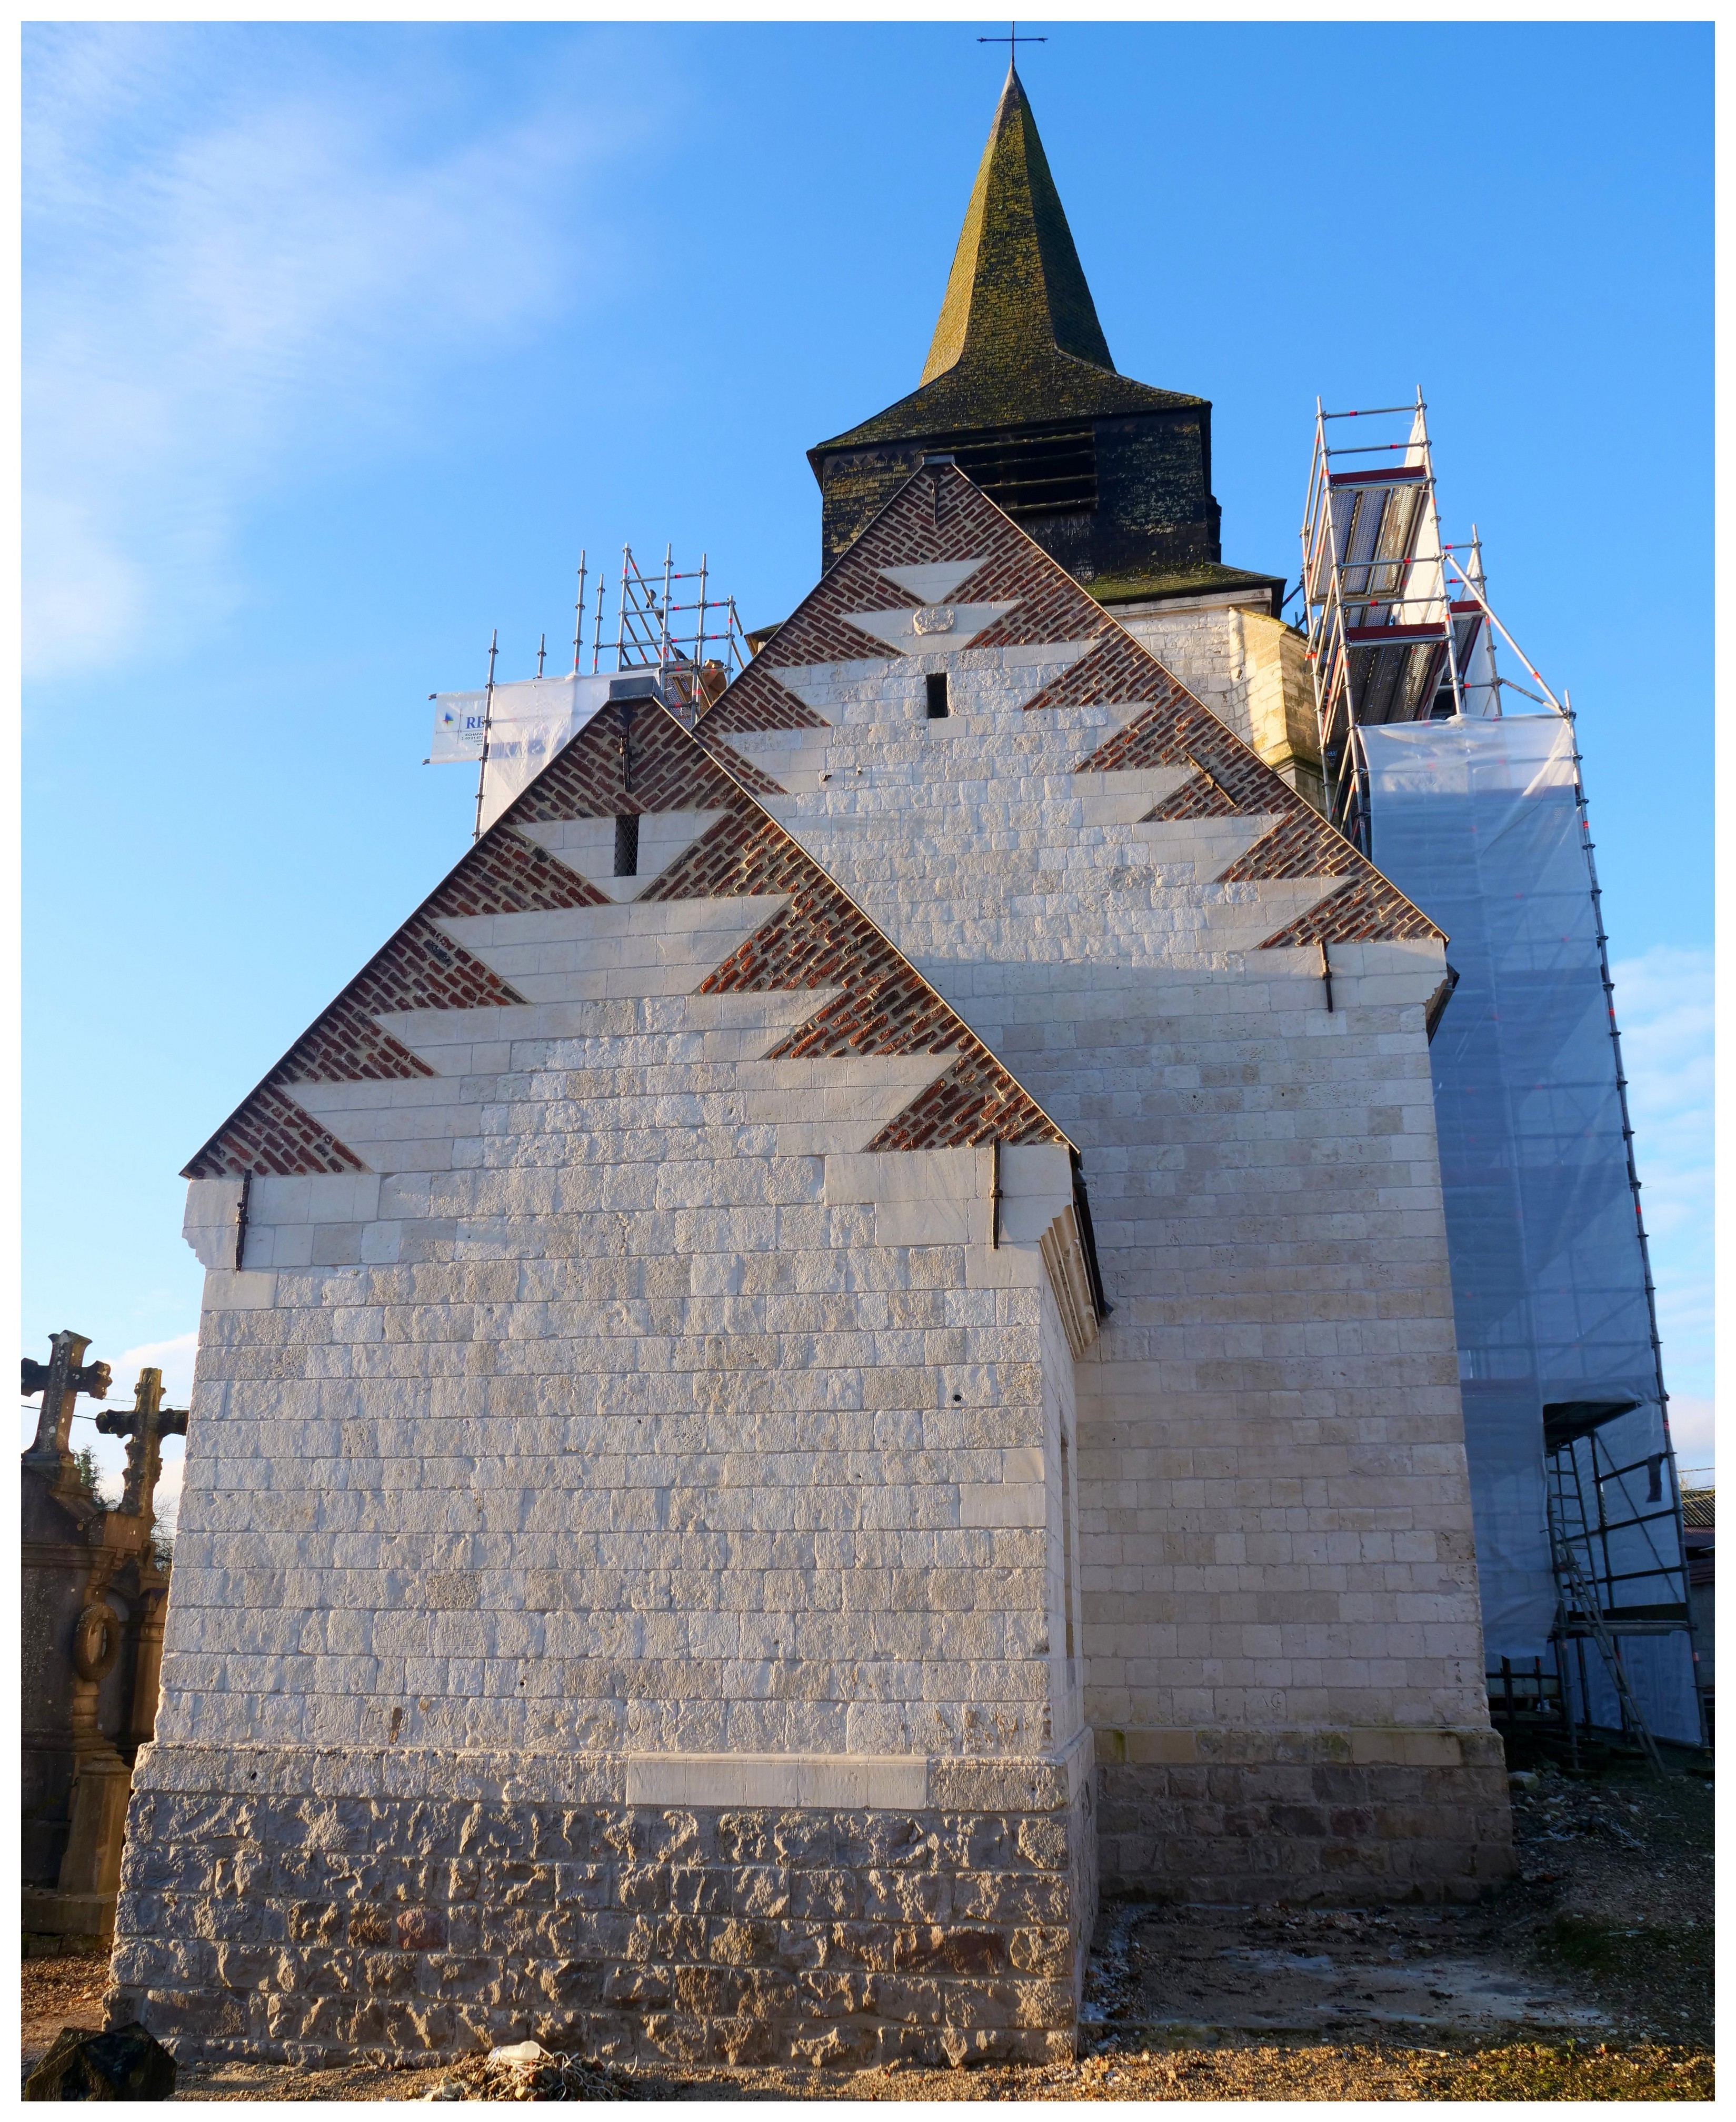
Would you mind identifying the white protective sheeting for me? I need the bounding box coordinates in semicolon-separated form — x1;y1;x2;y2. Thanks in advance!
431;675;618;833
1362;716;1699;1743
430;690;489;762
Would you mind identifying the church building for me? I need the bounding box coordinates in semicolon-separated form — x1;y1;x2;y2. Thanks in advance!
109;68;1512;2070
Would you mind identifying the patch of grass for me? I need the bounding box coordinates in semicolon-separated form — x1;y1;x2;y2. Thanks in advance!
1528;1912;1714;2043
1537;1913;1636;1970
1424;2041;1712;2102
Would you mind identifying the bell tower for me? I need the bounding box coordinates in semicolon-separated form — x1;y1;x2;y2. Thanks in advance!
809;66;1282;616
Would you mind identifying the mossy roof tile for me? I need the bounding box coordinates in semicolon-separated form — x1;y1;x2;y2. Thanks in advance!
813;67;1202;459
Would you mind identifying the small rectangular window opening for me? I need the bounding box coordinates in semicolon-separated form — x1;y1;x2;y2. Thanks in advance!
614;813;640;877
925;672;950;719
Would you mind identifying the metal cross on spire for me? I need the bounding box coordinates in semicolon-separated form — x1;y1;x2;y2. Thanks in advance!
977;21;1046;64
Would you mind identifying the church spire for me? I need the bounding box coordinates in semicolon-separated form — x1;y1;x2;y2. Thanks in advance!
921;65;1114;386
806;64;1281;612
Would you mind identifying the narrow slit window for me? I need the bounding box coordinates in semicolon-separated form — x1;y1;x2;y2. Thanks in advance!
614;814;640;877
925;672;950;719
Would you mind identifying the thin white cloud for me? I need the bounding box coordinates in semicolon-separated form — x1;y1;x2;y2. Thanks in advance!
114;1330;200;1407
24;24;654;674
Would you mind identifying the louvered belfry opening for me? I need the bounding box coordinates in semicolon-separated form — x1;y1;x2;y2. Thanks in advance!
942;423;1098;518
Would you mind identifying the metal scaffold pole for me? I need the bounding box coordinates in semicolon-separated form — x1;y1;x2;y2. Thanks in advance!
472;628;498;844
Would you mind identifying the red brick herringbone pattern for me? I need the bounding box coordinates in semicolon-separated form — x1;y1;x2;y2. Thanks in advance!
633;743;1064;1143
726;457;1440;958
1073;667;1298;826
1143;770;1239;820
507;703;780;820
1140;729;1283;819
280;915;524;1081
1260;876;1443;947
644;802;1016;1068
184;1083;365;1180
273;1000;433;1088
763;596;923;672
864;471;1111;654
427;827;610;917
637;808;790;903
183;912;525;1176
864;1047;1059;1152
1025;633;1191;719
761;467;1110;669
186;696;1069;1174
702;895;963;1059
766;474;977;670
702;659;831;733
1218;807;1363;884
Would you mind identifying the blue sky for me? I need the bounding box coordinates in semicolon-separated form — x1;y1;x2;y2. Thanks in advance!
23;19;1714;1508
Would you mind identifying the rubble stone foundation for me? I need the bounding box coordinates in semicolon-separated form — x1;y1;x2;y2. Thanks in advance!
108;1736;1095;2069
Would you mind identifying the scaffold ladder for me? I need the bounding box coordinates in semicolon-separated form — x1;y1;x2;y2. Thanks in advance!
1547;1462;1669;1777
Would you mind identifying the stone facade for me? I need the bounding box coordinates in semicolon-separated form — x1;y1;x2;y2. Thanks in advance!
1095;1727;1512;1905
1114;599;1326;814
705;465;1509;1906
109;458;1513;2068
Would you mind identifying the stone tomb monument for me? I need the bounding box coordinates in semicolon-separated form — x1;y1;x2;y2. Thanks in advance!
23;1334;181;1949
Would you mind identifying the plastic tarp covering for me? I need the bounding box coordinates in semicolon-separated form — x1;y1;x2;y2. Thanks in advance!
1361;716;1699;1744
431;675;616;833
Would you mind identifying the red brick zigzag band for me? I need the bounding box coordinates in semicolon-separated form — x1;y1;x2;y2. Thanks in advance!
1260;877;1443;947
710;462;1441;955
185;698;1065;1174
635;779;1061;1149
701;659;831;734
184;830;613;1178
514;707;1062;1147
1053;625;1442;945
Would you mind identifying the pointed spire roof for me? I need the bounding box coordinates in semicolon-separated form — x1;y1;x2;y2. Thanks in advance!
812;67;1200;461
920;65;1114;384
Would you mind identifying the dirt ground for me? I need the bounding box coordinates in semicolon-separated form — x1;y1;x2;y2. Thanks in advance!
23;1746;1712;2102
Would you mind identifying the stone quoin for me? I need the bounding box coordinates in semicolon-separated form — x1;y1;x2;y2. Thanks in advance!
107;62;1512;2071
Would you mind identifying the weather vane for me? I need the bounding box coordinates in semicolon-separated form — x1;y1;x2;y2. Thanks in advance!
978;21;1046;62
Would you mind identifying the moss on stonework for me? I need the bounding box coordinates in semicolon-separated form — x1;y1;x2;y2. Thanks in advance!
812;68;1203;459
1087;562;1286;607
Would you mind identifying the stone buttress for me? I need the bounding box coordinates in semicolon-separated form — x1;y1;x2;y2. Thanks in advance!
108;700;1103;2069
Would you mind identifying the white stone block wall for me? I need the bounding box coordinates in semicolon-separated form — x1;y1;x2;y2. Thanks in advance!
733;640;1490;1755
1113;608;1255;746
162;1107;1085;1766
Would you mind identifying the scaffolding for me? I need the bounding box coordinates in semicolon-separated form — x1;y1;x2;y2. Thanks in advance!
577;544;750;725
1299;393;1491;848
427;542;750;834
1323;402;1705;1755
1547;1404;1694;1769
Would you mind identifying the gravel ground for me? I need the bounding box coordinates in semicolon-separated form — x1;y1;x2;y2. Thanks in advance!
23;1749;1712;2102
